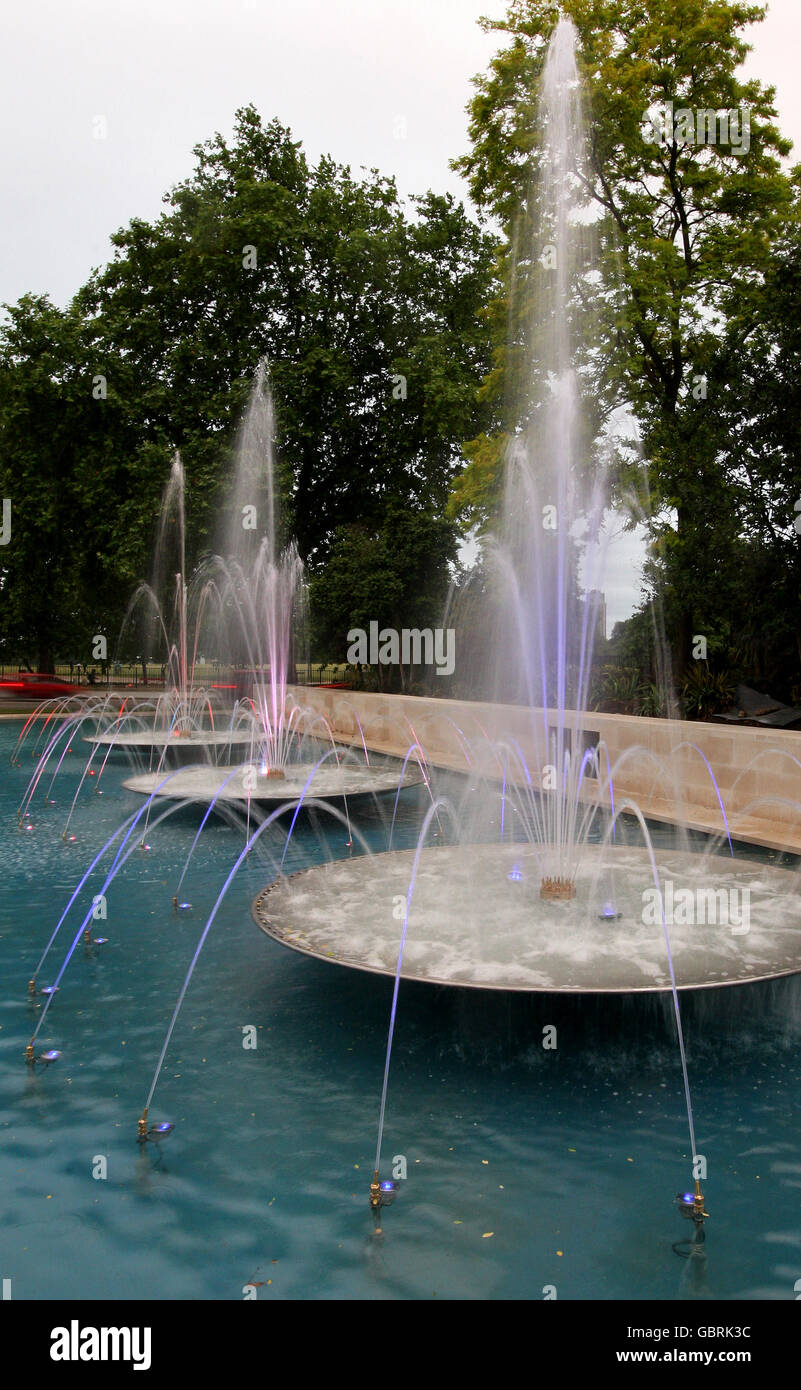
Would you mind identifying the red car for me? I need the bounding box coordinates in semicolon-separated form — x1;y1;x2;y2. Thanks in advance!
0;672;84;701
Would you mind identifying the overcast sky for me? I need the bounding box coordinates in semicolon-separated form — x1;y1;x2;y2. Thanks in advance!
2;0;798;624
3;0;798;310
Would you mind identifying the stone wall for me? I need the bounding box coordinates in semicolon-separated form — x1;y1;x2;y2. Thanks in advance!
287;686;801;854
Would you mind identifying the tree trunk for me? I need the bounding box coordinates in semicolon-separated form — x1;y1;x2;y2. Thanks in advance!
674;504;693;682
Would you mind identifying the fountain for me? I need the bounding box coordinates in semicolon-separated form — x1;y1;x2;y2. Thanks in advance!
241;15;801;1231
16;365;422;813
6;13;801;1300
85;453;257;764
122;363;423;808
252;18;801;995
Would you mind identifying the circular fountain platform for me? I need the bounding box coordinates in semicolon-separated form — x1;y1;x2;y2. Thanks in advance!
88;730;255;751
123;761;424;804
251;844;801;992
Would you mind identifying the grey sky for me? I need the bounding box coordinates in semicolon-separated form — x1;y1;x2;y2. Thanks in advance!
2;0;797;625
3;0;797;310
1;0;498;307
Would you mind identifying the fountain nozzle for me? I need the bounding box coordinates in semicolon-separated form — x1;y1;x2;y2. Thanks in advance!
369;1171;398;1230
540;876;576;901
369;1171;383;1233
676;1180;708;1226
692;1180;708;1225
28;979;36;996
172;895;178;914
25;1042;35;1064
138;1110;148;1142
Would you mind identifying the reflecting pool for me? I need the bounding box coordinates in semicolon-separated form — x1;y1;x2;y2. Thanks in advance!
2;722;800;1300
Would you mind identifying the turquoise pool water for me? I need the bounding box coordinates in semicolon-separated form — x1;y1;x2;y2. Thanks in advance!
1;720;800;1301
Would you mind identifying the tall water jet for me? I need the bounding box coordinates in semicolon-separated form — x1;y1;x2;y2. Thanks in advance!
124;362;422;807
203;360;306;773
488;12;609;895
253;17;801;993
122;451;195;726
151;452;190;721
85;452;255;764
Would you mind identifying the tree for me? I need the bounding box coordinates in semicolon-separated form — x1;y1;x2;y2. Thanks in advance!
310;504;458;692
0;295;161;670
450;0;797;675
649;225;801;695
81;107;498;566
1;107;497;665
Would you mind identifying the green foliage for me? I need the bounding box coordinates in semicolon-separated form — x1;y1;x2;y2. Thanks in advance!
81;109;497;565
591;664;640;714
0;108;497;663
449;0;801;692
590;663;668;715
636;680;665;718
309;504;457;692
0;295;163;668
680;664;736;720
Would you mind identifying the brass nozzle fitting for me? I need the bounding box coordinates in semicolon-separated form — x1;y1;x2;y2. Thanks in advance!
83;928;91;944
172;896;178;914
369;1170;381;1211
540;876;576;901
137;1111;148;1141
693;1180;709;1224
28;979;36;996
25;1042;35;1064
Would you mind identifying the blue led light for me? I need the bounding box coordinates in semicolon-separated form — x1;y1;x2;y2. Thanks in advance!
379;1181;396;1192
40;986;58;996
40;1050;61;1063
682;1192;694;1203
508;865;523;882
